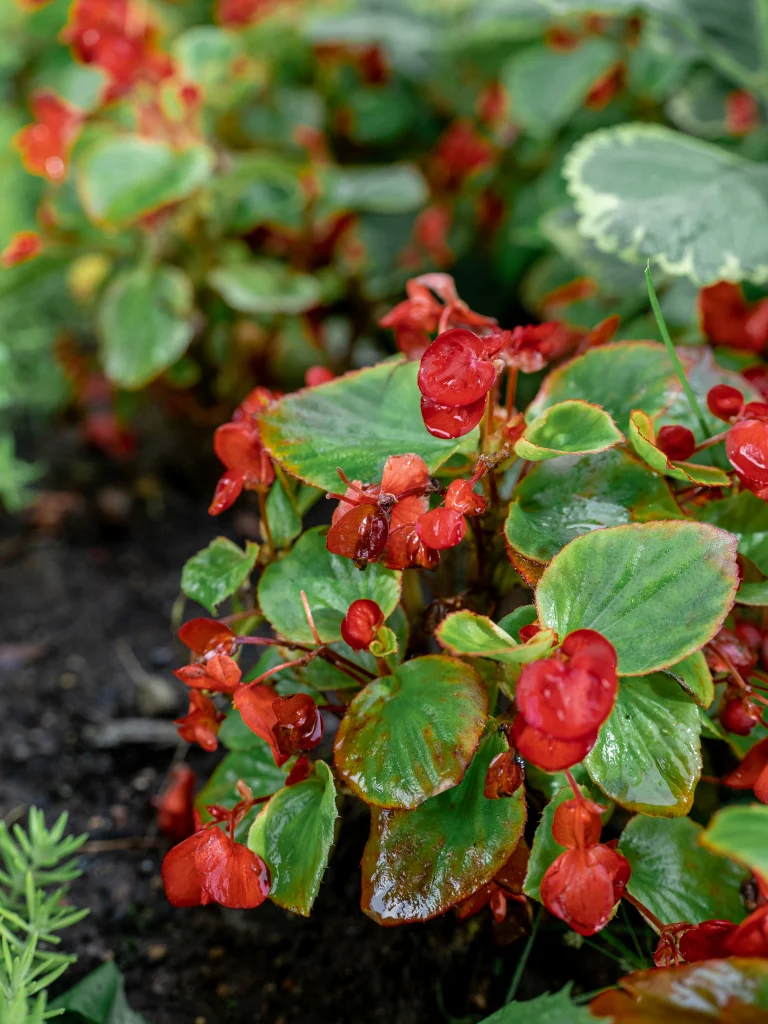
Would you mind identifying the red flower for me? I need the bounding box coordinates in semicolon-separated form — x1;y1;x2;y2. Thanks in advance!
305;366;335;387
233;683;289;766
156;765;197;841
412;205;453;267
720;695;761;736
551;796;604;849
699;282;768;354
340;599;384;651
209;388;276;515
506;322;570;373
722;736;768;803
178;618;237;657
162;825;270;909
15;92;82;181
273;693;324;752
511;717;598;772
744;365;768;401
726;904;768;956
515;629;618;743
726;90;759;136
1;232;43;268
418;328;505;439
417;507;466;550
726;418;768;495
707;383;744;421
174;618;241;692
584;63;625;110
420;394;488;440
175;692;225;752
217;0;276;27
285;755;312;786
540;844;630;936
483;750;524;798
431;120;494;190
655;425;696;462
677;920;737;962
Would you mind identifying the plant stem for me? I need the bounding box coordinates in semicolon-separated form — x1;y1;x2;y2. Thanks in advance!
624;891;665;932
645;264;710;439
505;905;542;1004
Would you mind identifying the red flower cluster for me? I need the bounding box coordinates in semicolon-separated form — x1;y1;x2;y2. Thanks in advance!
326;453;487;569
699;282;768;354
174;618;241;692
235;685;324;767
540;792;630;936
209;387;277;515
707;383;768;500
512;630;618;771
430;120;495;191
162;800;270;910
175;692;225;752
340;600;384;651
0;232;43;268
661;905;768;963
63;0;174;102
706;624;766;736
15;92;82;182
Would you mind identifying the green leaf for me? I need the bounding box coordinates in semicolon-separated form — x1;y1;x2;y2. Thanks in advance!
527;342;679;434
479;984;599;1023
78;136;213;227
515;400;623;462
436;610;555;667
361;732;526;924
218;706;267;751
259;360;475;491
628;409;731;487
698;489;768;575
196;746;287;838
180;537;259;614
619;815;747;926
249;760;338;917
737;580;768;605
501;38;620;138
702;804;768;880
98;265;195;390
504;449;683;568
663;651;714;708
565;123;768;286
257;526;401;644
334;655;488;809
51;961;146;1024
536;521;738;676
210;154;305;232
265;477;302;549
320;164;428;214
173;26;244;107
585;674;701;816
208;259;321;316
524;786;578;902
497;605;539;641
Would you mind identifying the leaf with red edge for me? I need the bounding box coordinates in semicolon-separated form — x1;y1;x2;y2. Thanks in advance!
629;409;731;487
435;610;555;668
515;400;624;462
361;731;526;925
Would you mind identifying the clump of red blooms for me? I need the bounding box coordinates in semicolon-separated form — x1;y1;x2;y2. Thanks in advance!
706;383;768;500
1;231;43;268
324;452;494;570
699;282;768;354
162;787;270;909
15;92;82;182
340;600;384;651
540;781;631;936
512;630;619;771
706;623;768;742
209;387;277;515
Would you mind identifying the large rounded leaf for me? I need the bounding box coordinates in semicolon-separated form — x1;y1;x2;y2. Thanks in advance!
515;400;623;461
334;655;488;809
702;804;768;880
248;760;338;917
257;526;400;644
698;489;768;575
208;260;321;315
619;816;747;926
526;342;679;433
98;265;195;390
78;136;213;227
259;360;474;491
504;449;683;567
361;732;526;925
535;521;738;676
565;123;768;285
584;674;701;816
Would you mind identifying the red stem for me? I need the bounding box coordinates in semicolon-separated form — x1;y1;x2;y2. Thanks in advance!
624;892;666;932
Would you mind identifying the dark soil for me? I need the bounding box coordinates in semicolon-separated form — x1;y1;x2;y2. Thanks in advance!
0;434;620;1024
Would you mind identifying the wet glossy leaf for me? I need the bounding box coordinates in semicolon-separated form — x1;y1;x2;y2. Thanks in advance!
436;611;555;667
536;521;739;676
181;537;259;614
249;760;338;916
334;655;488;809
480;983;600;1023
663;651;714;708
98;265;195;390
702;804;768;880
258;527;401;644
515;400;624;462
629;409;731;487
698;490;768;575
504;449;683;567
78;136;212;227
265;478;301;550
590;958;768;1021
320;164;428;214
620;816;747;925
259;360;475;491
565;123;768;286
527;342;679;433
361;732;526;925
208;260;321;316
585;674;701;816
497;606;539;640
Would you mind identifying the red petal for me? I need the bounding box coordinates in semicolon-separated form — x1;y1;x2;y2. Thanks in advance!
286;755;312;786
272;693;324;750
1;231;43;268
723;737;768;789
162;832;207;907
235;386;275;420
175;654;242;693
720;697;760;736
325;504;390;563
699;282;753;348
178;618;236;656
381;523;440;570
726;419;768;484
209;470;243;515
707;383;744;421
305;366;335;387
512;717;597;772
157;765;197;842
340;599;384;651
421;394;487;439
417;507;466;550
380;453;430;497
551;797;604;849
726;905;768;956
418;329;497;406
540;845;630;936
515;648;617;742
656;425;696;462
233;684;289;766
678;920;737;962
483;751;524;798
444;479;486;516
195;828;271;909
213;422;263;472
391;493;429;529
